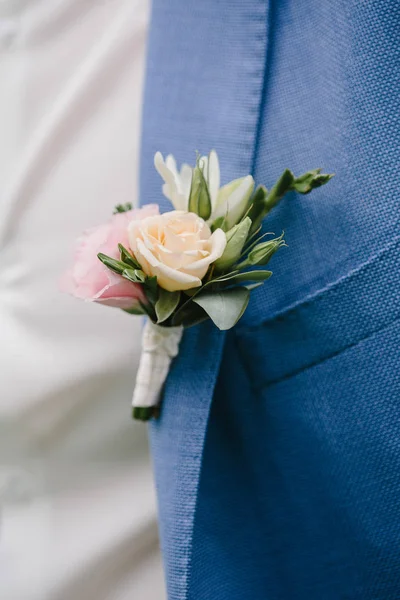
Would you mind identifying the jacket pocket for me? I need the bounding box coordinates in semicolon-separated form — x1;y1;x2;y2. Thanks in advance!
235;237;400;390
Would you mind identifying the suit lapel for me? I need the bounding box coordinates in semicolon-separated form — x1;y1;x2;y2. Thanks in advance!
140;1;271;597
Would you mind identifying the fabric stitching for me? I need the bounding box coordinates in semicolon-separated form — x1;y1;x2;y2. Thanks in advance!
238;234;400;334
255;312;400;391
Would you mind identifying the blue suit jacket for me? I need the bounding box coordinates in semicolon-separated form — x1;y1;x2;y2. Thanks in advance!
140;1;400;598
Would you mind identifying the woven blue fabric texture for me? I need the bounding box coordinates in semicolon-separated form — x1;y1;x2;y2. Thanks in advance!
140;0;400;598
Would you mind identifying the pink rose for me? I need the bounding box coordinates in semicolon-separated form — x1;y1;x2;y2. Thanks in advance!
61;205;159;309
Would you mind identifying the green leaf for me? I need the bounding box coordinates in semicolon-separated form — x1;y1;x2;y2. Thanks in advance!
242;233;286;268
171;266;269;327
214;217;252;272
245;282;265;291
192;287;250;331
248;168;334;236
210;215;229;233
265;169;295;211
143;276;158;307
188;160;212;219
122;268;146;283
171;301;209;328
292;169;334;194
246;185;268;234
113;202;133;214
118;244;141;269
138;299;154;318
241;230;274;257
123;304;147;316
97;253;129;275
155;289;181;323
247;171;294;236
212;270;273;287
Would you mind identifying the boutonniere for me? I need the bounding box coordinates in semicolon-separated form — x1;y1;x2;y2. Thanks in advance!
61;151;333;420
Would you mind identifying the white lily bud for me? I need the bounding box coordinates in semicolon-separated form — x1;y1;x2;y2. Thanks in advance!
211;175;254;229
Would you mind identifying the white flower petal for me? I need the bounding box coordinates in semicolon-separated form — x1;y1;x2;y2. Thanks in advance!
172;192;189;211
136;239;201;292
128;220;141;252
184;228;227;277
180;163;193;202
162;183;174;202
211;175;254;228
199;155;208;173
154;152;187;210
207;150;220;209
165;154;179;177
156;262;202;292
154;152;174;187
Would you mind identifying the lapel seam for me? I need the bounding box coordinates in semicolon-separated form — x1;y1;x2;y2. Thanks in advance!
250;0;274;176
185;3;272;598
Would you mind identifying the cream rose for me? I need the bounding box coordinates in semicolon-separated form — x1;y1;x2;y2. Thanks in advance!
128;211;227;292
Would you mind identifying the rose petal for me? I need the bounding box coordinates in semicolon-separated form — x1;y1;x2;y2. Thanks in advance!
61;205;158;308
184;228;227;277
135;239;201;292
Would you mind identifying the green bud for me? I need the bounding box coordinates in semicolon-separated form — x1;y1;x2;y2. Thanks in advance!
292;169;334;194
188;158;212;220
246;185;268;235
113;203;133;214
248;168;334;236
214;217;252;272
245;234;286;267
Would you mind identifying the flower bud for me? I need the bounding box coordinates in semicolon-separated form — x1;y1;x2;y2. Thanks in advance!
246;234;286;266
214;217;252;272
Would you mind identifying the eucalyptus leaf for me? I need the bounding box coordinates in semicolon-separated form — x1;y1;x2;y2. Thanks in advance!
123;304;147;316
143;276;158;307
245;282;265;291
192;287;250;331
138;299;154;318
171;301;209;328
212;270;273;287
171;267;267;326
155;289;181;323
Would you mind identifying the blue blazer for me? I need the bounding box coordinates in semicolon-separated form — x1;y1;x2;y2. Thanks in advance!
140;1;400;598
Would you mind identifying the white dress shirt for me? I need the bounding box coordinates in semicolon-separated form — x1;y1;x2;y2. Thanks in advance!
0;1;165;598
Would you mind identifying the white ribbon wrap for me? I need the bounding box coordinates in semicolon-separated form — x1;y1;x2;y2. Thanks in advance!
132;320;183;419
